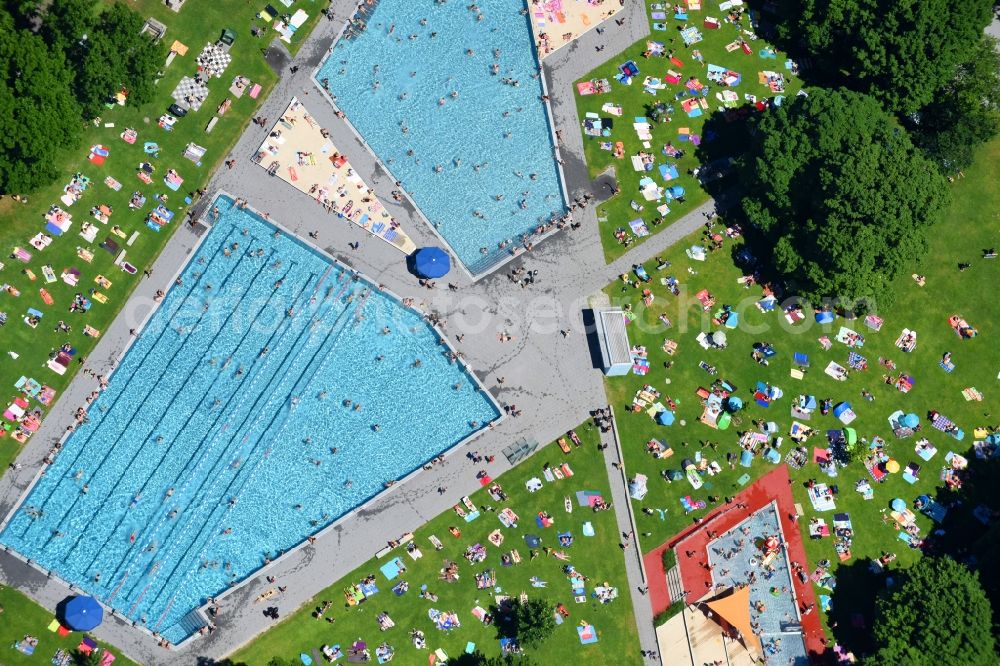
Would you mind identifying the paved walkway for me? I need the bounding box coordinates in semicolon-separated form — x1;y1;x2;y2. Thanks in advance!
0;2;710;664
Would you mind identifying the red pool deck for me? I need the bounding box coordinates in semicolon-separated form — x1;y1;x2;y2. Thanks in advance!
643;465;828;658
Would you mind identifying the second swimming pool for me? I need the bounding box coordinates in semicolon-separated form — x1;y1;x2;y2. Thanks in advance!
319;0;567;275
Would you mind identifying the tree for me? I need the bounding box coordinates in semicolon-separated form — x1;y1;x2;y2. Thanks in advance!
74;3;163;118
783;0;993;113
0;22;82;194
740;89;948;308
870;557;996;666
510;598;555;648
41;0;96;57
73;648;102;666
908;35;1000;173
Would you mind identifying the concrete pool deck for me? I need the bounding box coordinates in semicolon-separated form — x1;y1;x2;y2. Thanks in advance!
0;0;711;663
253;97;416;254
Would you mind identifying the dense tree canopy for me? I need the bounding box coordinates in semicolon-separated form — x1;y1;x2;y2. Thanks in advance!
0;0;164;194
740;88;948;308
909;35;1000;173
870;557;996;666
783;0;993;113
41;0;95;56
75;2;164;118
0;15;82;193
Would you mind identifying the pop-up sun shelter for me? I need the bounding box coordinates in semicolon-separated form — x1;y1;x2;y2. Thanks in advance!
833;402;856;425
629;474;648;500
656;409;675;426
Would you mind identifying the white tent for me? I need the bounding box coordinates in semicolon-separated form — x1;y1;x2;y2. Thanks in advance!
629;473;649;500
686;245;707;261
710;331;727;348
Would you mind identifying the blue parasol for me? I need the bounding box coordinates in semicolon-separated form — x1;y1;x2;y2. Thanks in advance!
412;247;450;278
63;596;103;632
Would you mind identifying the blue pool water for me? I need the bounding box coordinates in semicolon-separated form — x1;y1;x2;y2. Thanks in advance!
0;196;499;643
708;504;808;665
319;0;566;274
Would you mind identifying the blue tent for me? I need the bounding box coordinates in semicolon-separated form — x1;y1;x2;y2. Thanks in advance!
411;247;450;278
902;413;919;428
656;410;675;426
890;498;906;512
63;596;103;631
832;402;852;419
739;449;753;467
798;395;817;411
815;311;834;324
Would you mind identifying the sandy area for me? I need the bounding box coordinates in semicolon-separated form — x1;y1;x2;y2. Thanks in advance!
254;97;415;254
529;0;624;59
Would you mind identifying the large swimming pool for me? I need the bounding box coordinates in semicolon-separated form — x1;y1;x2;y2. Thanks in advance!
0;196;499;643
318;0;566;275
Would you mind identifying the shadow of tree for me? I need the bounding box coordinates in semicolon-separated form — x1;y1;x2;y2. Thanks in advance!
825;559;881;656
926;455;1000;611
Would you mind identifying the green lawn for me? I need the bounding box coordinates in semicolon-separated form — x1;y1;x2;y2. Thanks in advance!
229;425;641;665
0;584;139;666
0;0;320;474
603;137;999;639
573;4;802;262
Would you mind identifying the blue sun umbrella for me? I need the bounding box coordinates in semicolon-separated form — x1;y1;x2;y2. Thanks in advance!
902;413;919;428
656;410;675;426
62;596;103;632
412;247;450;279
890;498;906;512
